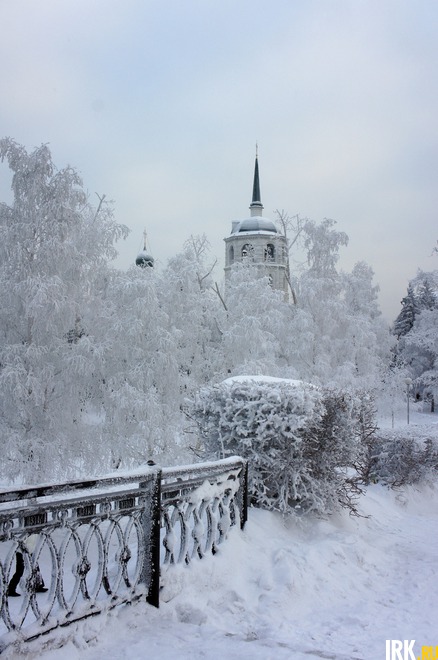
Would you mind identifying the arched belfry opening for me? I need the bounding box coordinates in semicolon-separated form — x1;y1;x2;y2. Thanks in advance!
224;151;288;299
265;243;275;261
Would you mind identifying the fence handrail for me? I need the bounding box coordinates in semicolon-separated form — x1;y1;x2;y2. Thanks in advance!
161;455;246;479
0;467;159;506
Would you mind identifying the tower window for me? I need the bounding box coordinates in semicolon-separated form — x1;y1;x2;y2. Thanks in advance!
265;243;275;262
241;243;254;261
229;245;234;264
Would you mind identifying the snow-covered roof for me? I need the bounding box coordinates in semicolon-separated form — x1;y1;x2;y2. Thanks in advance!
135;250;154;267
231;216;278;235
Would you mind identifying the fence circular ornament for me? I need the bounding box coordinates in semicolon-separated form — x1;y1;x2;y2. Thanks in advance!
75;556;91;579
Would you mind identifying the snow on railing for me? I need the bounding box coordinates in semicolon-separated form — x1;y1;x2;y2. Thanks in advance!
0;457;247;651
161;457;248;566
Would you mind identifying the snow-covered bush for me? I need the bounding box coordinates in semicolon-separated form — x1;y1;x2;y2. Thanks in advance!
361;427;438;487
191;376;364;516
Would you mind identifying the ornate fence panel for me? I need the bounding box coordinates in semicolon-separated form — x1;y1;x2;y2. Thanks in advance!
0;456;248;651
160;457;248;567
0;468;161;651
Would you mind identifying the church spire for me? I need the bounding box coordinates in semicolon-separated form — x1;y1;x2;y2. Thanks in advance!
249;145;264;217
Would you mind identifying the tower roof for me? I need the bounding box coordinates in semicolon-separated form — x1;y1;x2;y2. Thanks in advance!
235;217;277;234
252;156;261;204
249;151;264;216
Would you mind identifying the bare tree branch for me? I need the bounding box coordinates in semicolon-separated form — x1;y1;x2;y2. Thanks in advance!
274;209;310;305
94;193;106;221
213;281;228;311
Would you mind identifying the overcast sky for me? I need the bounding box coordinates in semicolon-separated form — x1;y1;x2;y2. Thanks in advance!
1;0;437;321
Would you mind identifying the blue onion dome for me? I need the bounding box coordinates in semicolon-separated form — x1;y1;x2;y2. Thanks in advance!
136;250;154;268
136;230;154;267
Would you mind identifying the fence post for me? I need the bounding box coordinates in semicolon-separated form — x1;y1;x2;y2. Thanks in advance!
239;460;248;529
145;469;161;608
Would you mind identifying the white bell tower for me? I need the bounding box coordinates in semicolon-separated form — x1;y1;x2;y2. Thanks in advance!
224;152;288;298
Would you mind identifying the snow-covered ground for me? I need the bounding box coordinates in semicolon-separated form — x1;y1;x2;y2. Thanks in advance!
5;411;438;660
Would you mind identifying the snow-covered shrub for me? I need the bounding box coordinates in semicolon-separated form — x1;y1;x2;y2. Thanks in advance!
350;390;379;484
191;376;364;516
363;428;438;487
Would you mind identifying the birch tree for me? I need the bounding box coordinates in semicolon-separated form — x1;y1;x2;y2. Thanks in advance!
0;138;128;483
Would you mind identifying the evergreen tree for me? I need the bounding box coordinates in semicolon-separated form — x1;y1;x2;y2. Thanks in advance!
393;283;418;338
404;308;438;409
417;277;437;311
392;271;438;410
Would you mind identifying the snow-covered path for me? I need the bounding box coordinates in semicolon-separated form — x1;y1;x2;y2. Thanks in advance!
14;480;438;660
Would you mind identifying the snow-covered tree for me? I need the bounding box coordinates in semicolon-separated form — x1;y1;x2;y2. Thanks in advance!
417;276;438;311
274;210;310;304
0;139;129;482
286;221;389;388
303;218;348;277
404;308;438;409
159;236;223;399
377;360;410;425
393;283;418;339
343;261;380;319
96;266;185;468
392;270;438;409
219;263;293;378
393;272;437;339
340;262;393;390
292;219;349;384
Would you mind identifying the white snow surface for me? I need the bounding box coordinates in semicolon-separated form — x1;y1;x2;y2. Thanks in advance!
5;411;438;660
222;375;308;388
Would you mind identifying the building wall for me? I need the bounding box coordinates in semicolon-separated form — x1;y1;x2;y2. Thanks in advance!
224;231;289;299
